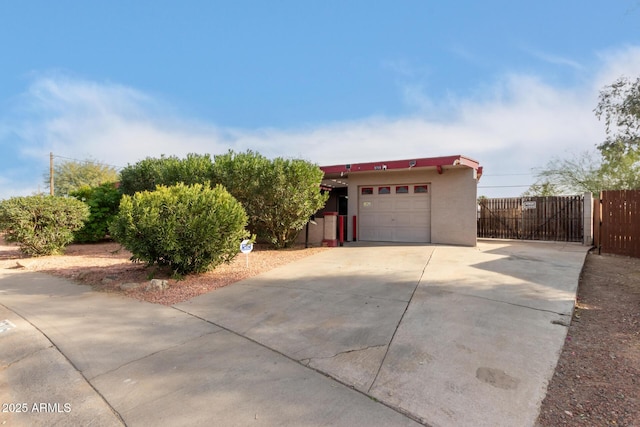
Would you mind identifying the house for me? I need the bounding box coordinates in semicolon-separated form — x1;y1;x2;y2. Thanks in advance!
316;155;482;246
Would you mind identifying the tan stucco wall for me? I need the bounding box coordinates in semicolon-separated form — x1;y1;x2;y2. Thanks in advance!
346;166;478;246
295;217;325;246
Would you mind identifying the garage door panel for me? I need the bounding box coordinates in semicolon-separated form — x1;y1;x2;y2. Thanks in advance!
395;213;413;226
377;199;395;211
377;228;394;241
395;227;429;242
360;214;376;227
411;215;430;227
395;199;412;210
358;184;431;243
378;213;393;225
411;199;430;210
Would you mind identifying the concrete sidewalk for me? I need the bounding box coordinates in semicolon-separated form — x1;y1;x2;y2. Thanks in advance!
0;271;419;427
0;240;588;426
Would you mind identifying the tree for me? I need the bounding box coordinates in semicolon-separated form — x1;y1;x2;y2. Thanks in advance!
521;181;560;197
44;159;118;196
594;76;640;190
118;153;214;195
595;76;640;155
526;76;640;195
212;150;329;248
525;151;605;196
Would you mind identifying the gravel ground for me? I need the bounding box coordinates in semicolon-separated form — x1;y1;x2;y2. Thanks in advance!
0;237;327;305
537;252;640;426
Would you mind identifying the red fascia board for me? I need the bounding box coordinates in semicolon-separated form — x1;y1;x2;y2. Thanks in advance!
320;155;480;174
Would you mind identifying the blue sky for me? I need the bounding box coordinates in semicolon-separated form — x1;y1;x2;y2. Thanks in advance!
1;1;639;198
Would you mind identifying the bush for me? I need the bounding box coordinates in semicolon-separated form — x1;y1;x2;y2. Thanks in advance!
0;195;90;256
212;150;328;248
118;153;214;196
109;183;249;275
70;183;122;243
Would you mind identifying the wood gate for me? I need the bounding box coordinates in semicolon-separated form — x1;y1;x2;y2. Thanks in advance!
477;196;584;242
594;190;640;258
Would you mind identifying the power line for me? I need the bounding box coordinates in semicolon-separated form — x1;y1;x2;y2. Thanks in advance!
52;154;125;170
482;173;534;177
478;185;531;188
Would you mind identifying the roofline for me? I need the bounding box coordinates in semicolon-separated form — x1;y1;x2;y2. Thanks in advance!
320;155;481;175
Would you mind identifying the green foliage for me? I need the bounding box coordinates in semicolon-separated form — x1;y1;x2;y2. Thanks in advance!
70;183;122;243
595;76;640;154
594;76;640;190
527;76;640;196
0;195;90;256
118;153;214;195
212;150;329;248
521;182;560;197
525;151;604;196
597;146;640;190
109;183;249;275
44;159;118;196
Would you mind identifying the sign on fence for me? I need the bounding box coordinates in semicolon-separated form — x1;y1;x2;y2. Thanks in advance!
477;196;583;242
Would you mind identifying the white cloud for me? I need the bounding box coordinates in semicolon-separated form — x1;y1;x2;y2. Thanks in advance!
528;49;585;70
593;45;640;88
13;76;229;167
1;45;639;199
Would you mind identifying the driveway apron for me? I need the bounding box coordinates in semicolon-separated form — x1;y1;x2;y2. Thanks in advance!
176;244;433;392
1;240;588;426
176;240;588;426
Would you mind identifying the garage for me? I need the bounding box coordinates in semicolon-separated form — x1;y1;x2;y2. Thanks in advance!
319;155;482;247
358;183;431;242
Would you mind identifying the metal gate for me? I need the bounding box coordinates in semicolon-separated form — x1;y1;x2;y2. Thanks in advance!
477;196;583;242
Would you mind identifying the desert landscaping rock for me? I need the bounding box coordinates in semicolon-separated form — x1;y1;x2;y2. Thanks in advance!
118;282;142;291
145;279;169;291
0;238;328;305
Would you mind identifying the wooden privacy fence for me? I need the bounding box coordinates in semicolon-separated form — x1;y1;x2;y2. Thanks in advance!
594;190;640;258
477;196;584;242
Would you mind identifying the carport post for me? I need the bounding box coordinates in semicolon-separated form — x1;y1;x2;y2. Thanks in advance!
352;215;357;241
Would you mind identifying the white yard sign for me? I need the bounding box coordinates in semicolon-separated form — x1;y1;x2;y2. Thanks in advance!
240;239;254;268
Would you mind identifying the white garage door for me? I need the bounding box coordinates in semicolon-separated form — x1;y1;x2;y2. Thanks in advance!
358;184;431;243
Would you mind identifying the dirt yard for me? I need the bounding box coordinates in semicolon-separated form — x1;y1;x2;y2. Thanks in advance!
1;238;638;424
537;252;640;426
0;237;327;305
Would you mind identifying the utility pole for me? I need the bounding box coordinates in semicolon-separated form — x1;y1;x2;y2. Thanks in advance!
50;152;54;195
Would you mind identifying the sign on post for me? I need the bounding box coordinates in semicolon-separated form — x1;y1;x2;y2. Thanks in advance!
240;239;254;268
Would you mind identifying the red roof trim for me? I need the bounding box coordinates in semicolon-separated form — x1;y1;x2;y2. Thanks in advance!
320;155;480;174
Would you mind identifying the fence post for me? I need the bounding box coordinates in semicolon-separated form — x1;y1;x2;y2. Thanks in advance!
593;193;602;253
583;192;593;246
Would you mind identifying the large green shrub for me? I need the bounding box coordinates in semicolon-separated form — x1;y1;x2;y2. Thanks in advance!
109;183;248;275
70;183;122;243
212;150;328;248
0;195;90;256
118;153;214;195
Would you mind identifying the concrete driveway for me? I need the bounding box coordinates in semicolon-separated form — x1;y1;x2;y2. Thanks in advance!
0;240;588;426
